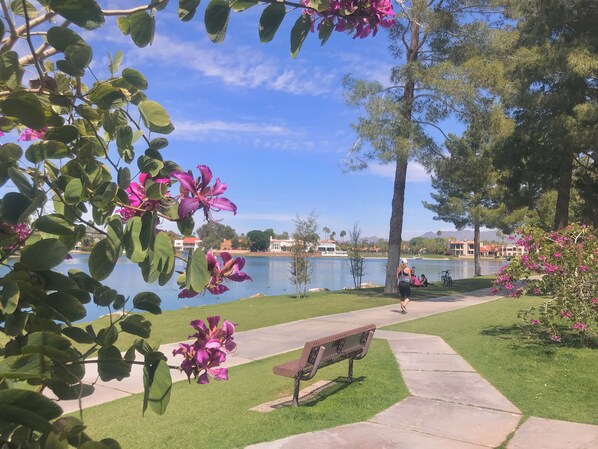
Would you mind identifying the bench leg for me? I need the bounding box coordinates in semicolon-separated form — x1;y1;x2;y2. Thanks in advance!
293;376;301;407
348;358;354;383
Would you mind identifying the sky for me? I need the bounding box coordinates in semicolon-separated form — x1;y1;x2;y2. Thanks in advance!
8;3;472;240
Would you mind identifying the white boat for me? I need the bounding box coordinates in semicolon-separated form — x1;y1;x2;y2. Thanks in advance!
321;250;348;257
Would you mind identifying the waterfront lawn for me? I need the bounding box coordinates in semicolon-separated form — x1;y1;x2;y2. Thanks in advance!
383;296;598;425
85;277;493;351
81;339;406;449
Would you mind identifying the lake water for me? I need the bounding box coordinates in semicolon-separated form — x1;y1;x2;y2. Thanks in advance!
42;255;504;320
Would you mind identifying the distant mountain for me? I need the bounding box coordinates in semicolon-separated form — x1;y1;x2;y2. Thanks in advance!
418;230;510;242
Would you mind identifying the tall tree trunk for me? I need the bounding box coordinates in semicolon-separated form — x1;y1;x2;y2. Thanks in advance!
384;19;420;294
385;153;408;293
553;150;574;230
474;218;481;276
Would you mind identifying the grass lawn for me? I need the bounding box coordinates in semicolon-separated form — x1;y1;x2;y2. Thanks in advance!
80;339;406;448
384;296;598;425
82;277;494;351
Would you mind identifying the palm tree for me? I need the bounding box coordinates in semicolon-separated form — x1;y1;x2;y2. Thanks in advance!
322;226;331;240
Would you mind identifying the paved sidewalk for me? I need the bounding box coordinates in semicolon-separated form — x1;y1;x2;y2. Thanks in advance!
54;290;598;448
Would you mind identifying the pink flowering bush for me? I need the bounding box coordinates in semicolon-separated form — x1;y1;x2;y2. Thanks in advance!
493;224;597;345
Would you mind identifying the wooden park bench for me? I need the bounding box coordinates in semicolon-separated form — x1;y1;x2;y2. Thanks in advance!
272;324;376;406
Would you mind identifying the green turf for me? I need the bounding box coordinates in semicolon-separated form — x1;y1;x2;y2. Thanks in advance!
82;277;494;351
80;339;406;448
383;296;598;424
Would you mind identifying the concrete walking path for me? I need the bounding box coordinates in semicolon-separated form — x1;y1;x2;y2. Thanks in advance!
54;289;598;448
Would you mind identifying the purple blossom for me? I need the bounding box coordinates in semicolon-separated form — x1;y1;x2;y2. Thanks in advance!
578;265;589;273
172;317;236;384
171;165;236;220
530;319;540;325
18;128;46;141
0;222;31;251
491;287;499;295
119;173;170;222
205;251;251;294
560;310;572;319
550;334;562;342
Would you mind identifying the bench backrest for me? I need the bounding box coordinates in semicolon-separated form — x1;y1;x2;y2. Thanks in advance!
298;324;376;373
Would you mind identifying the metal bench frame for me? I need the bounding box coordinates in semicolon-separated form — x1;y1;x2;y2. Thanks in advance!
272;324;376;406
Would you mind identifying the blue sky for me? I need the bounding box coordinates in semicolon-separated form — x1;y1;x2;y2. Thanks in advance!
14;4;470;240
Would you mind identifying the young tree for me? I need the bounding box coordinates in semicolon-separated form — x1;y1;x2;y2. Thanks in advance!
347;222;365;288
289;212;319;298
344;1;502;293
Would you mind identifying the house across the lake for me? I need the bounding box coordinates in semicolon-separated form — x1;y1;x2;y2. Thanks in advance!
174;237;202;252
447;240;525;258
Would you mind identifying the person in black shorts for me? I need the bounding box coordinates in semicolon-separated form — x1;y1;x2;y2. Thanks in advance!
396;258;411;314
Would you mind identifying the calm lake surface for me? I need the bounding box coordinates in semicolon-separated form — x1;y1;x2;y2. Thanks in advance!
45;255;505;320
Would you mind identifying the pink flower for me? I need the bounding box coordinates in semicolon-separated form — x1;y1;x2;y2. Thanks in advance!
0;222;31;251
578;265;589;272
18;127;47;141
560;310;572;319
572;322;588;331
172;317;236;384
205;251;251;294
550;334;561;342
530;319;540;325
491;287;499;295
170;165;236;220
592;298;598;305
119;173;170;222
553;252;562;258
532;288;542;295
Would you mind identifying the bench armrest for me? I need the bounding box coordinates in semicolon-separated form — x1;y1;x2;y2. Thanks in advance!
306;345;326;380
354;330;375;360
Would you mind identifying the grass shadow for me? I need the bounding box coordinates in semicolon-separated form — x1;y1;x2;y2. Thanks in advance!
292;376;367;408
481;324;597;350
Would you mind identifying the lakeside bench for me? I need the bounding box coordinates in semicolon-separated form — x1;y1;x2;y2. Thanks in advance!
272;324;376;406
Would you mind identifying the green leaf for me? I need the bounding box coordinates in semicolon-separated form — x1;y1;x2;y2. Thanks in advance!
96;326;118;347
129;11;155;48
139;100;171;128
290;14;311;58
0;51;23;90
62;326;95;344
65;43;93;69
20;239;68;271
1;92;46;129
109;50;124;75
22;331;73;362
56;59;85;77
179;0;201;21
117;167;131;189
0;143;23;163
149;137;168;150
45;291;87;322
98;346;131;381
88;84;127;110
93;285;118;307
259;3;286;43
231;0;258;12
46;26;85;52
133;292;161;314
8;166;34;198
1;192;31;224
143;359;171;415
187;250;209;292
0;280;19;314
122;68;148;90
116;125;133;150
120;314;152;338
106;216;123;262
124;216;147;263
318;19;334;45
64;178;83;204
0;19;5;43
10;0;38;18
205;0;230;43
44;125;79;143
177;214;195;235
49;0;105;30
5;309;28;336
89;239;117;281
137;155;164;177
35;214;74;235
0;389;61;433
0;354;51;380
25;140;69;163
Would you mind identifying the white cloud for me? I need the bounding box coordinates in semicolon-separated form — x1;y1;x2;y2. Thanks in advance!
90;29;336;96
171;119;289;141
366;162;431;183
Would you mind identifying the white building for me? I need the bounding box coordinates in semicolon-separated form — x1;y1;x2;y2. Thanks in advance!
174;237;202;251
269;236;295;252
